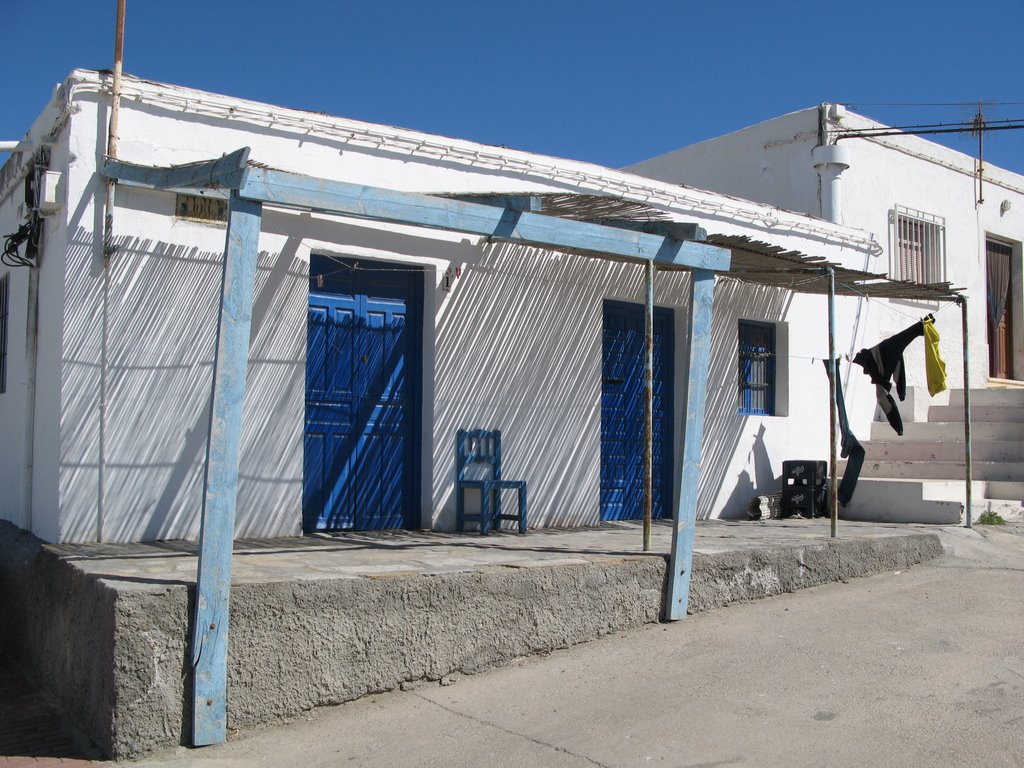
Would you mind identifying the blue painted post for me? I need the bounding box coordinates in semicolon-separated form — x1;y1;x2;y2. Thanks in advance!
191;192;262;746
665;270;716;621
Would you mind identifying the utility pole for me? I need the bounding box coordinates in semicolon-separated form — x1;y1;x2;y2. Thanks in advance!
971;101;985;205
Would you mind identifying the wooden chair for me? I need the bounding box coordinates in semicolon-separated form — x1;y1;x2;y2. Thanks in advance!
455;429;528;534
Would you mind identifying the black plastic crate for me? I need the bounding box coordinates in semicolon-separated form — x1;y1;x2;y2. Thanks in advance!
782;484;828;517
782;460;827;486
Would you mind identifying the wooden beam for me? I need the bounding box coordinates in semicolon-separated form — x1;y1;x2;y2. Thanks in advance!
239;167;730;272
191;191;262;746
664;269;716;620
596;220;707;243
449;194;543;212
101;147;250;196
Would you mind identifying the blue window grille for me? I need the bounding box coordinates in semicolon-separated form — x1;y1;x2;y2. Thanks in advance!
738;320;775;415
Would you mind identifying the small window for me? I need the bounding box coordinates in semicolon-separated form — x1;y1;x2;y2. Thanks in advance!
891;206;945;284
738;320;775;415
0;273;8;393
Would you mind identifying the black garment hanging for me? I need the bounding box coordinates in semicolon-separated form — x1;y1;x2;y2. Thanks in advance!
853;320;925;436
824;359;865;506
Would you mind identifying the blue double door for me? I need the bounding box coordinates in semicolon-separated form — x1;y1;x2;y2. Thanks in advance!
601;300;675;521
304;255;422;531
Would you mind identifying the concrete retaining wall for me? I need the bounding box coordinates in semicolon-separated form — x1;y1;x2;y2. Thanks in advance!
0;521;942;759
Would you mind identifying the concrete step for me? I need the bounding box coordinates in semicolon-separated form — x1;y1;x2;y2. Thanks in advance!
906;479;1023;505
986;481;1024;500
842;459;1024;482
928;405;1024;423
870;421;1024;441
839;478;1023;524
862;440;1024;463
946;387;1024;406
840;479;962;525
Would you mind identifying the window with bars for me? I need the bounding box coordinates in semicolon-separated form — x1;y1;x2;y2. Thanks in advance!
891;206;946;284
738;320;775;415
0;273;8;393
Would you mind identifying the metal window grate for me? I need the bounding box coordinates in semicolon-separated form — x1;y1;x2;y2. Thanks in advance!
891;206;946;284
738;319;775;415
0;273;8;393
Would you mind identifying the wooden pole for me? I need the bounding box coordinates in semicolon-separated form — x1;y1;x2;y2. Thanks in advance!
104;0;126;259
665;271;716;620
827;268;838;538
643;260;654;551
960;296;974;528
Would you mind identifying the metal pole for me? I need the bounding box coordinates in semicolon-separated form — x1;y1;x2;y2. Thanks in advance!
643;260;654;552
827;268;838;538
960;296;974;528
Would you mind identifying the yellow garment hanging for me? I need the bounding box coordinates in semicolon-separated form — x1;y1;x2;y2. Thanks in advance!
923;317;947;396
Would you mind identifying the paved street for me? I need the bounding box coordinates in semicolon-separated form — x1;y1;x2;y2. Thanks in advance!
103;523;1022;768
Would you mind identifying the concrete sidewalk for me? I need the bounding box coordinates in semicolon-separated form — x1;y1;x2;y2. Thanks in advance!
1;518;945;760
114;523;1024;768
47;518;938;586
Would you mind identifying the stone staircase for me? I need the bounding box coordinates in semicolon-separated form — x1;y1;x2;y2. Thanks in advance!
840;387;1024;524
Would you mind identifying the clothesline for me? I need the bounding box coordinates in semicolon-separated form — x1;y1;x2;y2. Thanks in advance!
837;280;958;322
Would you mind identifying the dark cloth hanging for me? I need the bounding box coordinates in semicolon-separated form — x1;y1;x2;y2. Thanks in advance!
853;320;925;436
987;245;1011;329
823;359;865;506
870;383;904;436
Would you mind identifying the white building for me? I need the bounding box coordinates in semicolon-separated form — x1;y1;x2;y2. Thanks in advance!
2;73;916;545
629;103;1024;394
629;104;1024;522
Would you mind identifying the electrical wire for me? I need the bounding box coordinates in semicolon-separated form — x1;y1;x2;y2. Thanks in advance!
3;148;49;268
2;218;38;268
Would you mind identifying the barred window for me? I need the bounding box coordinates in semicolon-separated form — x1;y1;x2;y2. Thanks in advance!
891;206;945;284
738;320;775;415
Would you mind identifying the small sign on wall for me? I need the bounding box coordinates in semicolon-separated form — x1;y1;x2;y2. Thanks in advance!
175;193;227;223
441;265;462;292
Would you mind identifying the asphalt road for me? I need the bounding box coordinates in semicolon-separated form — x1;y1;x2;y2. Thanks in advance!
129;524;1024;768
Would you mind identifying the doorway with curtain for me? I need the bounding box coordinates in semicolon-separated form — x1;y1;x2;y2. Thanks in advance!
986;239;1015;380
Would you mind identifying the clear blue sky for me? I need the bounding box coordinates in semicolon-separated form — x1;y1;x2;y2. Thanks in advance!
4;1;1023;175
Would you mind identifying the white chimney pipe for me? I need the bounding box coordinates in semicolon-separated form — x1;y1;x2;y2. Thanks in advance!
812;144;851;224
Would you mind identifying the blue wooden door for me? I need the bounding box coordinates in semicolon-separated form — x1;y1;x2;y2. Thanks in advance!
304;256;421;531
601;300;674;521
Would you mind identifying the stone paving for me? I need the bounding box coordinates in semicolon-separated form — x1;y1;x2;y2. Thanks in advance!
0;659;97;766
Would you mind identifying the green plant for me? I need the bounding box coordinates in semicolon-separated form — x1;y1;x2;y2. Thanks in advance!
976;511;1006;525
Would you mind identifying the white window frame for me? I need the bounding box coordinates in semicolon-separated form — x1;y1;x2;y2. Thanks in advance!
890;205;946;284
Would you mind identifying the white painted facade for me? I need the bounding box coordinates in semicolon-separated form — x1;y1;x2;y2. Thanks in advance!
1;72;885;543
629;105;1024;405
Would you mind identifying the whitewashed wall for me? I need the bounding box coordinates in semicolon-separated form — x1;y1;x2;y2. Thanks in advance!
628;106;1024;394
4;72;880;542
